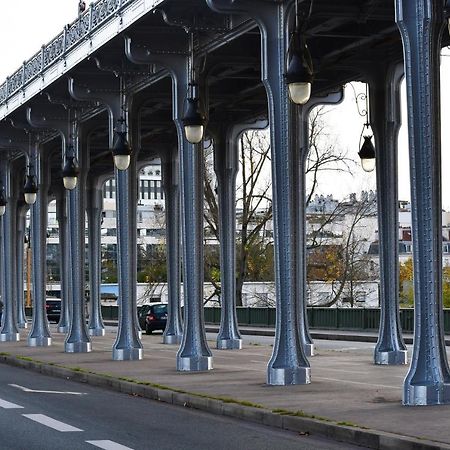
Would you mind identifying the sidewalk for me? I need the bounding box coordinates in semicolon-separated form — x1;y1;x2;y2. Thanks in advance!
106;321;416;344
0;327;449;450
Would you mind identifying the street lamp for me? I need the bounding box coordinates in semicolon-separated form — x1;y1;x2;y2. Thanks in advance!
182;31;207;144
23;165;38;205
285;0;314;105
62;147;80;190
183;95;206;144
358;84;376;172
0;185;6;216
358;136;376;173
112;129;131;171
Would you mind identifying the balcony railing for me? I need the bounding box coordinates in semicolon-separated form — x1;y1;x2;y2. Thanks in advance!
0;0;134;104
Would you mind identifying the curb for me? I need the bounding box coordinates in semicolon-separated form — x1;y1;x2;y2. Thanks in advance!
0;354;449;450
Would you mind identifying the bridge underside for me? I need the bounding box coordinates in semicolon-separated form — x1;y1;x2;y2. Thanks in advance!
0;0;448;406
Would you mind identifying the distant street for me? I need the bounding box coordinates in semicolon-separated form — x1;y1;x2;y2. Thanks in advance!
0;364;365;450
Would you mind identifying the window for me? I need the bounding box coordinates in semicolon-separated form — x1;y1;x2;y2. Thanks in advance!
103;179;116;199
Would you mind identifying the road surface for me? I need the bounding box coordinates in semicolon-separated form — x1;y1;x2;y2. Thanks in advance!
0;364;366;450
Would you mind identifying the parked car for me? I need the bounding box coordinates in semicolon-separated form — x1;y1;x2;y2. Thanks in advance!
46;298;61;323
138;303;167;335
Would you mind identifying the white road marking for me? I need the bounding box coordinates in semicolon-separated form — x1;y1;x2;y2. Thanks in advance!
22;414;83;432
9;384;87;395
86;440;134;450
0;398;24;409
315;376;400;390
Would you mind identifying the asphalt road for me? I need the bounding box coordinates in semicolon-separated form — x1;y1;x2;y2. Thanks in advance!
0;364;366;450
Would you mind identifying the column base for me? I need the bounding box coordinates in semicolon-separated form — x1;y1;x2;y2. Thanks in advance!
89;328;105;337
163;334;182;345
403;383;450;406
177;355;213;372
18;322;28;329
303;343;315;357
112;348;143;361
65;341;92;353
28;336;51;347
0;332;20;342
267;366;311;386
57;325;69;333
374;349;407;365
217;338;242;350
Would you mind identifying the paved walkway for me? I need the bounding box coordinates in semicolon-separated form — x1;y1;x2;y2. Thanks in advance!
0;327;449;449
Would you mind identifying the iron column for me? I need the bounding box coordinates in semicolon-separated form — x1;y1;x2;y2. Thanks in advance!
64;112;92;353
55;190;71;333
207;0;310;385
395;0;450;405
86;183;105;337
16;204;28;329
161;149;183;345
0;158;20;342
369;64;407;366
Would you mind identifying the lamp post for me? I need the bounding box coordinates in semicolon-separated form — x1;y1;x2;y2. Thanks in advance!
112;122;131;171
350;82;376;172
182;32;206;143
62;146;80;190
23;165;38;205
285;0;314;105
358;135;376;172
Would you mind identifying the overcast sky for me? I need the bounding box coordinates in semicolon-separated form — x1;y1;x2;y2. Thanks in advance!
1;1;450;208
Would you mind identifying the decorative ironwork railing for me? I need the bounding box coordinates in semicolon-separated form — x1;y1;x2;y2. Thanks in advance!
0;0;134;105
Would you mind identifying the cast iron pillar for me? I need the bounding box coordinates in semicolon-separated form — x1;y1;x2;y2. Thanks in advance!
125;35;213;371
114;142;142;360
16;205;28;329
298;89;345;357
27;145;52;346
0;158;20;342
395;0;450;405
212;119;267;350
161;149;183;345
55;190;71;333
369;65;407;365
86;182;105;337
175;80;213;370
69;77;143;360
208;0;309;384
65;112;92;353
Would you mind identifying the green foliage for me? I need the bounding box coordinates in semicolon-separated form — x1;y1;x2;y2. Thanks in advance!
399;258;450;308
101;260;117;283
138;244;167;284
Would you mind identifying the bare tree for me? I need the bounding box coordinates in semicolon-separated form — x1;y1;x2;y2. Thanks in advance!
203;107;356;307
307;192;377;307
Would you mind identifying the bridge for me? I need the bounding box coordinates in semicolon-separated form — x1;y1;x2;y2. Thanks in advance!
0;0;447;407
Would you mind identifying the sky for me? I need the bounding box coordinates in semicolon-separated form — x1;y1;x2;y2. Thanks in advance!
1;1;450;208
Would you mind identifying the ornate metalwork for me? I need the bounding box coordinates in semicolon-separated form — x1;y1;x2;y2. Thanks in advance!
7;69;23;96
24;54;43;84
0;0;134;104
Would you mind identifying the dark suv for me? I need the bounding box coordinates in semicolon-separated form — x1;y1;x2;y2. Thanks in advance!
138;303;167;335
46;298;61;323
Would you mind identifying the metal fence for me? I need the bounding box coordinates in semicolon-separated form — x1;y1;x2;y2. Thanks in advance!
203;307;421;332
26;306;449;333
